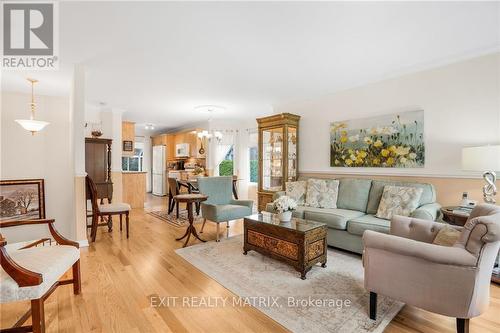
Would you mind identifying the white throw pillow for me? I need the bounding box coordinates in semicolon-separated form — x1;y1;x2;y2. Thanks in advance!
305;179;340;208
285;181;307;205
376;185;423;220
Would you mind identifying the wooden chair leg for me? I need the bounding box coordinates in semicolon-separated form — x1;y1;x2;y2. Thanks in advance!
168;195;172;213
126;212;130;238
31;298;45;333
369;292;377;320
200;218;207;233
72;259;81;295
91;215;98;242
456;318;469;333
176;202;179;218
216;223;220;242
108;215;113;232
120;214;123;231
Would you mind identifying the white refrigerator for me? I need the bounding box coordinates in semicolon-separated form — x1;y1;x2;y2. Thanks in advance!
152;145;167;196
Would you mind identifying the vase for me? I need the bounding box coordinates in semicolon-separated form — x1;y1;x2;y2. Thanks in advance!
278;211;293;222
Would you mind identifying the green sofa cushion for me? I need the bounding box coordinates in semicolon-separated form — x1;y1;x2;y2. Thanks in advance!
336;178;372;212
347;214;390;236
304;207;365;230
366;180;437;215
266;203;307;219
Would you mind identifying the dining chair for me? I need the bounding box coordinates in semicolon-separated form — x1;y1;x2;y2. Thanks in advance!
168;177;181;218
86;175;131;242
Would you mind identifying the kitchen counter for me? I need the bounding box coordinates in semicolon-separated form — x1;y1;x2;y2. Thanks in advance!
122;171;146;208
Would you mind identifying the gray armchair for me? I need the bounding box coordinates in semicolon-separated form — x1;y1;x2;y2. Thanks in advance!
363;204;500;333
197;176;253;242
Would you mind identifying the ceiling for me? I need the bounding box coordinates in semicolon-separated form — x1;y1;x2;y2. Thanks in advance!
2;1;499;131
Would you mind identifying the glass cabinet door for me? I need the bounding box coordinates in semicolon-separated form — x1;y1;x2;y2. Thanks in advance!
287;126;297;182
261;127;284;191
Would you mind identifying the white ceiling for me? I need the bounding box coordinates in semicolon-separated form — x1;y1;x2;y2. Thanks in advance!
2;1;499;130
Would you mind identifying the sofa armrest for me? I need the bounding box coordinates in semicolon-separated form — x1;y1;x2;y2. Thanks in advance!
363;230;477;267
272;191;286;200
230;199;254;210
411;203;442;221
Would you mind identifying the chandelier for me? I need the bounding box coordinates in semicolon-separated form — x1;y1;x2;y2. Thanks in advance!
15;78;50;135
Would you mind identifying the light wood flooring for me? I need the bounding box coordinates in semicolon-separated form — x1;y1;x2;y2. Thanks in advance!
1;195;499;332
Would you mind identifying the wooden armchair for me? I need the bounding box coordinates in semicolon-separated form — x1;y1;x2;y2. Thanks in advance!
0;219;81;333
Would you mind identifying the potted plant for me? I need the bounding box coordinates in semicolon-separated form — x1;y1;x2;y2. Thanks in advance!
272;196;297;222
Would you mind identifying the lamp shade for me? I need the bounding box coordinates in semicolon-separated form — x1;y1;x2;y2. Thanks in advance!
15;119;50;133
462;145;500;171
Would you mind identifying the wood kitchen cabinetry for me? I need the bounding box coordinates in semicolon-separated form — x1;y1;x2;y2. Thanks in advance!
152;129;205;160
122;121;135;156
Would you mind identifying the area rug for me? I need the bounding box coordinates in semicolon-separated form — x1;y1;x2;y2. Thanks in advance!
176;235;403;333
148;210;202;227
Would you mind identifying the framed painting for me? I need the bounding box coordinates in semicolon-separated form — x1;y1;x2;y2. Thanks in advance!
330;110;424;168
0;179;46;222
123;140;133;152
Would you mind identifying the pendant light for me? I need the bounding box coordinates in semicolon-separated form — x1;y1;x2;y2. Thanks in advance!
15;78;49;135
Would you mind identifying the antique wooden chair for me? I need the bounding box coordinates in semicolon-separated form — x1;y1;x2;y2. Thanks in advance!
86;175;131;242
167;177;181;218
0;219;81;333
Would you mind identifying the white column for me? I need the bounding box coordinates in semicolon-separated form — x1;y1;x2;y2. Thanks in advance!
71;64;88;246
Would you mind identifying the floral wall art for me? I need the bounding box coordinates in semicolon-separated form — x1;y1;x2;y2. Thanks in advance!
330;110;424;168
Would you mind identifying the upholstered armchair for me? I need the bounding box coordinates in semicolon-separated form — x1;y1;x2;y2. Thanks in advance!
197;176;253;242
0;219;81;333
363;204;500;333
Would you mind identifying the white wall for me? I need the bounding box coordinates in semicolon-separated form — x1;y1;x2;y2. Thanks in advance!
276;53;500;177
1;92;75;242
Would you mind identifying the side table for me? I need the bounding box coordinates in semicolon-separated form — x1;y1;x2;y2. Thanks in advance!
174;194;208;247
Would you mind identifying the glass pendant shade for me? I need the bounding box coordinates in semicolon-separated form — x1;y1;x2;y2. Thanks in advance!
15;78;50;135
15;119;50;134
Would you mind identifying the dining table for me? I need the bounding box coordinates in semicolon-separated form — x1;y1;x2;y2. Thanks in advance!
177;175;241;199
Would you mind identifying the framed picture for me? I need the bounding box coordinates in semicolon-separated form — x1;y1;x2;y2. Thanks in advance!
123;140;133;152
330;110;424;168
0;179;46;222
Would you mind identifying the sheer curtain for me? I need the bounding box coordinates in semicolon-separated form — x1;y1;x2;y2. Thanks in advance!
209;133;235;176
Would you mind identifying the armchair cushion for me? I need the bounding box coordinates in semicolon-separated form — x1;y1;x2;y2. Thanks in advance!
0;245;80;303
432;226;461;246
230;199;253;210
201;203;252;223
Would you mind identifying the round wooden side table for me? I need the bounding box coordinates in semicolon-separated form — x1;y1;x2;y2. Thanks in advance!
174;193;208;247
440;206;470;226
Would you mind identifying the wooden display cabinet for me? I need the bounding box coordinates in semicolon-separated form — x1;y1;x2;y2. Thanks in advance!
257;113;300;212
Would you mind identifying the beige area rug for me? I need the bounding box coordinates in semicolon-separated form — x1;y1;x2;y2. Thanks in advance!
148;210;203;227
176;235;403;333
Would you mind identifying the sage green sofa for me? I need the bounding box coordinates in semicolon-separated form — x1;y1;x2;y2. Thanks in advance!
265;178;441;254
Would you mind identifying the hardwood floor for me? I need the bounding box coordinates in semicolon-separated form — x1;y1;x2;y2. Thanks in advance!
1;195;499;332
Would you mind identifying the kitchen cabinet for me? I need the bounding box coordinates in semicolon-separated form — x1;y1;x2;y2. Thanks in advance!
122;121;135;156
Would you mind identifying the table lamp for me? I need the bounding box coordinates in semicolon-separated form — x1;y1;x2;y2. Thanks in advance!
462;145;500;203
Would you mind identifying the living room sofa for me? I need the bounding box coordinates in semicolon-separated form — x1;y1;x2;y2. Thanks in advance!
266;178;442;254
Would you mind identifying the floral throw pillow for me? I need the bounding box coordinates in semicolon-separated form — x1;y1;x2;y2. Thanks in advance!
285;181;307;205
376;185;424;220
305;179;340;208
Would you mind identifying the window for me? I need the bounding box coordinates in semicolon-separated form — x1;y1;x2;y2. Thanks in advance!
249;146;258;183
218;146;234;176
122;145;144;172
248;132;258;183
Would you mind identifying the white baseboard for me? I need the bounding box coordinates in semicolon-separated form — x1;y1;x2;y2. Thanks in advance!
78;239;89;247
